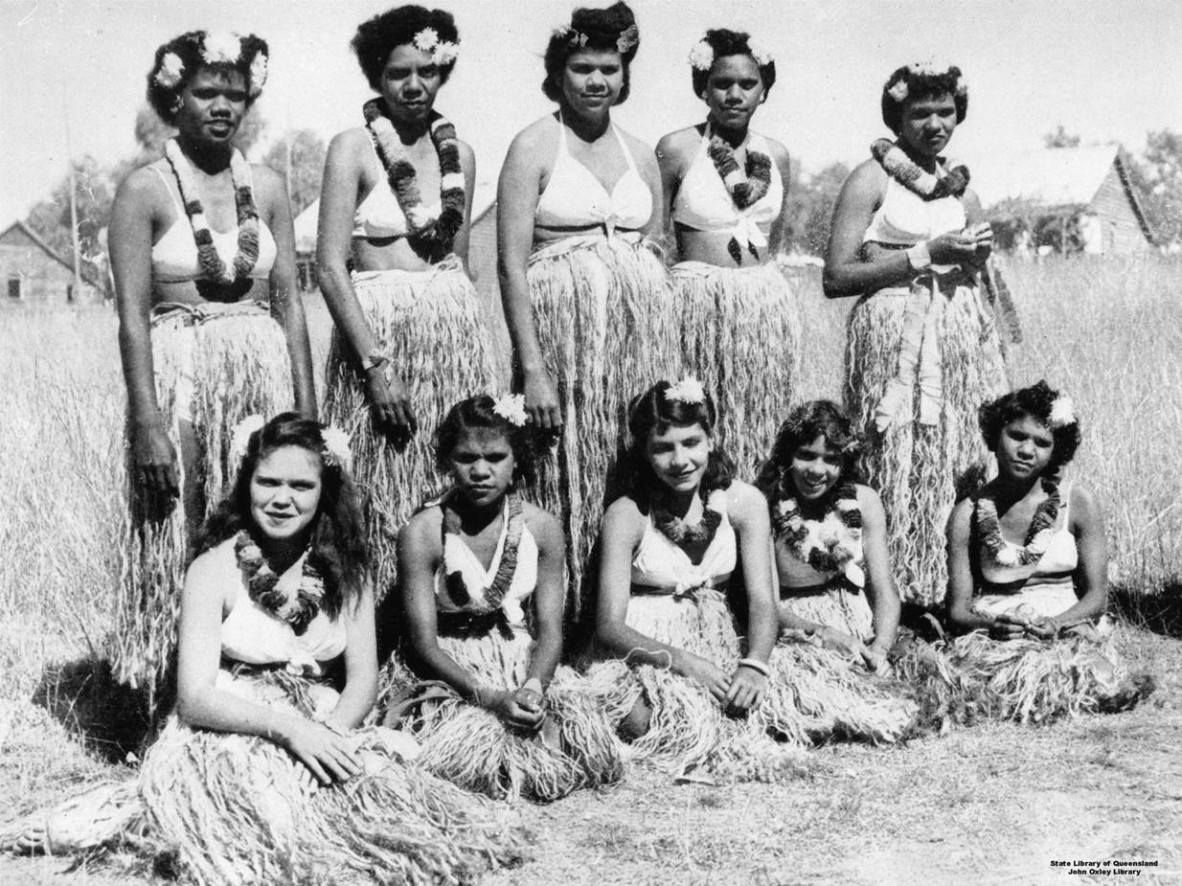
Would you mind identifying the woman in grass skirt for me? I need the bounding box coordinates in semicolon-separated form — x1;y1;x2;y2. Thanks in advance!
112;30;316;712
897;382;1154;727
7;414;527;884
318;5;495;599
385;395;622;802
823;61;1012;607
498;2;679;622
656;28;800;479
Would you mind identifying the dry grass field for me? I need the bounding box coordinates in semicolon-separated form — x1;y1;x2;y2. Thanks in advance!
2;256;1181;885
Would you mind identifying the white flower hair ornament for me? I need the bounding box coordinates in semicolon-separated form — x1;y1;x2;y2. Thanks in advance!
898;58;968;98
665;377;707;405
248;50;268;98
1048;395;1076;429
155;52;186;89
229;414;266;469
689;40;714;71
412;27;460;64
320;425;353;471
745;35;775;66
886;77;909;103
616;24;639;54
492;393;528;428
201;31;243;66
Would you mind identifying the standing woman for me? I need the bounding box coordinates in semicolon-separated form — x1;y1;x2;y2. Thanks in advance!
656;29;799;478
823;62;1009;607
497;1;678;620
111;31;316;709
318;5;495;598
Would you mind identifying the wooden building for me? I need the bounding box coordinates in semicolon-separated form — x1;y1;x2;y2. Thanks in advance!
0;221;100;306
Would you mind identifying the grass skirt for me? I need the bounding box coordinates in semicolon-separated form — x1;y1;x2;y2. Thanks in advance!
779;583;875;643
525;235;680;620
139;671;528;885
322;259;497;600
844;274;1008;607
582;589;914;782
384;628;623;803
671;261;802;479
114;304;293;712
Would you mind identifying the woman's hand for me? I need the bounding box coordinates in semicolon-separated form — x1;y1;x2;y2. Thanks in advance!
967;222;993;264
680;653;732;704
484;687;546;732
725;665;767;715
927;231;979;265
279;719;363;786
523;367;561;432
364;369;417;444
989;612;1029;642
132;421;180;499
1024;616;1060;640
862;645;891;675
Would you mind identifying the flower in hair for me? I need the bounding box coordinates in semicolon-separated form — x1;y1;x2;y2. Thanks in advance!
666;377;706;405
1048;395;1075;429
248;50;268;97
433;40;460;65
320;425;353;471
156;52;185;89
746;35;774;66
492;394;528;427
689;40;714;71
413;27;440;53
887;78;908;102
616;23;639;54
202;31;243;66
229;414;266;468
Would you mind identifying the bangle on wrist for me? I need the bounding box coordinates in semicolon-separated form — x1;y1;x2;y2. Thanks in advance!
359;352;389;374
737;657;771;678
906;241;932;271
522;677;544;695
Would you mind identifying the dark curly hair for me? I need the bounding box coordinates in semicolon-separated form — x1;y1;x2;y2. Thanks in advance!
542;1;639;105
756;400;864;505
978;381;1081;474
352;5;460;91
616;380;734;511
880;63;969;134
434;395;538;486
690;29;776;98
199;413;368;616
147;31;269;125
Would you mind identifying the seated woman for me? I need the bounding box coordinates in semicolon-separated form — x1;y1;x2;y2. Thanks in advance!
8;415;526;882
757;401;900;674
899;382;1153;726
587;380;912;783
385;395;622;802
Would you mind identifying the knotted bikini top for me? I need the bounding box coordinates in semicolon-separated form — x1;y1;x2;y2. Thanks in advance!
630;491;737;593
672;128;782;244
352;134;442;240
862;175;966;247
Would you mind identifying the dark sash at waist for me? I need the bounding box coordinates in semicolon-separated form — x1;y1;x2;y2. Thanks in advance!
778;576;861;600
436;607;516;640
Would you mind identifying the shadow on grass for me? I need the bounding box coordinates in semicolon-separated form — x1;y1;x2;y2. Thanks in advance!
31;658;153;764
1110;580;1182;639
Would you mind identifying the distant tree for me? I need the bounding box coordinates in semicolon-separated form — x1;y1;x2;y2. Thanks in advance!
1125;130;1182;248
1044;125;1081;149
24;155;117;277
782;161;850;256
262;129;327;216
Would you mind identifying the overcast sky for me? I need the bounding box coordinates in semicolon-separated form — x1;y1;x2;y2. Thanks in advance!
1;0;1180;223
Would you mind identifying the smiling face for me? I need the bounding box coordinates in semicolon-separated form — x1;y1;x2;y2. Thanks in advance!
646;421;713;495
703;53;766;132
558;48;625;119
788;434;843;501
174;67;247;145
249;445;323;544
379;43;443;125
897;91;958;158
447;427;516;509
995;414;1055;483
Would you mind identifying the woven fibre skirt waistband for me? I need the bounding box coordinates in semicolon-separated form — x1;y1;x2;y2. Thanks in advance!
150;299;269;327
979;570;1075;596
350;253;463;284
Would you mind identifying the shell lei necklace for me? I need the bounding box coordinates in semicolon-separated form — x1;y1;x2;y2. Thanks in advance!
976;476;1062;568
706;123;773;264
441;491;523;611
871;138;970;201
363;99;465;262
772;482;865;587
234;531;325;635
164;138;260;286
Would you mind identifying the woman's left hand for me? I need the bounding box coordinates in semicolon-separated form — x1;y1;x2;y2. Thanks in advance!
1025;616;1060;640
967;222;993;264
725;666;767;715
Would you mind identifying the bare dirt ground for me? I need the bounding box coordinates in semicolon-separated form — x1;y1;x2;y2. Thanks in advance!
3;628;1179;886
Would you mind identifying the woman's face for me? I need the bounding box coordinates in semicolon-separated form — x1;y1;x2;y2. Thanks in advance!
703;54;765;131
250;445;323;543
558;49;625;119
174;67;247;145
898;91;958;158
995;415;1055;482
448;428;516;509
789;434;843;501
647;421;713;495
379;43;443;125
